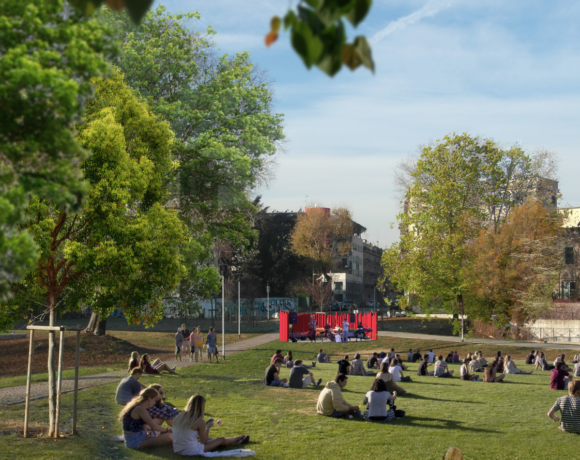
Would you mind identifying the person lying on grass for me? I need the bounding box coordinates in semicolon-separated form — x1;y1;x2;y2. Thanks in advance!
119;388;172;450
550;361;572;390
362;378;397;422
289;360;323;388
140;354;178;375
316;373;360;418
389;358;411;382
376;361;407;395
548;379;580;434
417;355;434;376
350;353;375;376
434;356;454;378
483;360;505;383
116;368;145;406
504;355;533;375
460;359;480;381
265;358;288;387
172;394;250;456
147;384;179;428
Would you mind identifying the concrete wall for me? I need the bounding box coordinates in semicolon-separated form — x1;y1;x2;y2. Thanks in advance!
526;319;580;343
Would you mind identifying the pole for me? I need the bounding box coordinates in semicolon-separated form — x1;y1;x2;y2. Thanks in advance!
267;284;270;320
221;276;225;360
72;330;80;434
237;280;241;339
54;327;65;438
23;329;35;438
373;284;376;314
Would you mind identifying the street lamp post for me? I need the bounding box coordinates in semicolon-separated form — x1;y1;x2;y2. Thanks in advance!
221;276;225;359
266;283;270;320
237;280;241;339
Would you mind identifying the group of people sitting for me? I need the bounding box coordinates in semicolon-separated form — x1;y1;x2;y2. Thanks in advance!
265;350;322;388
129;351;178;375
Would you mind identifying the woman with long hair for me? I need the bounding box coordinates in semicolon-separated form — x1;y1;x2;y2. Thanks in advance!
362;378;396;422
460;358;479;381
504;355;533;374
483;360;505;383
172;395;250;456
140;353;178;375
128;352;140;373
284;351;294;368
376;361;407;395
119;388;172;449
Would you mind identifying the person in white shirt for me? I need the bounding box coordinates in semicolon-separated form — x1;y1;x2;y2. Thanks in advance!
574;361;580;377
388;359;411;382
427;349;437;363
342;320;350;343
362;379;397;422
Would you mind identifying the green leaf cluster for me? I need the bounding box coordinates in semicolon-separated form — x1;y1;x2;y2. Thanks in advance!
0;0;117;300
282;0;374;76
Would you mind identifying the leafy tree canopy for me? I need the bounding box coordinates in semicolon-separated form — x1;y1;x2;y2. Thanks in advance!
0;0;117;301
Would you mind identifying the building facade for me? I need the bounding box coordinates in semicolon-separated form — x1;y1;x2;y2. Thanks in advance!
362;240;383;305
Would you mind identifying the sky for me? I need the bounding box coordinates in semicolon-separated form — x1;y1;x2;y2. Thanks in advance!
155;0;580;248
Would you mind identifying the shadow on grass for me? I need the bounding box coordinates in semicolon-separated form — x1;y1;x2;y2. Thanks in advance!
404;393;484;404
399;415;501;433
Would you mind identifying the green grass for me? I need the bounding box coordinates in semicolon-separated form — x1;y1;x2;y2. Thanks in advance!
1;338;579;460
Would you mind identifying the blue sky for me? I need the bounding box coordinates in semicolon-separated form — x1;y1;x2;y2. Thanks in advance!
156;0;580;247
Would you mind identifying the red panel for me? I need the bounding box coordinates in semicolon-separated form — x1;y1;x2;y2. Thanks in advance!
279;312;288;341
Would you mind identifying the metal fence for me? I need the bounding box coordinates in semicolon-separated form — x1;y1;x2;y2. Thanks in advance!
523;327;580;343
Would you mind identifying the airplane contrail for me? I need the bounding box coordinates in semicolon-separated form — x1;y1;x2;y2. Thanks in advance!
371;0;457;44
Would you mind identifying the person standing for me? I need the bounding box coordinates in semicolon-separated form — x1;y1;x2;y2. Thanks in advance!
181;323;190;357
206;327;219;363
175;327;184;362
342;319;350;343
193;327;204;363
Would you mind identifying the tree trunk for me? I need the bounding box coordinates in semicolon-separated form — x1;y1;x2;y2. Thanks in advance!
47;298;56;437
85;312;99;334
96;318;107;336
458;294;465;342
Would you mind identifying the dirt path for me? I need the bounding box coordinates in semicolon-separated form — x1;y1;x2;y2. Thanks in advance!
0;333;279;407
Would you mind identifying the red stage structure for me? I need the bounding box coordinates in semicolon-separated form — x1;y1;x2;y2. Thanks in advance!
279;312;377;342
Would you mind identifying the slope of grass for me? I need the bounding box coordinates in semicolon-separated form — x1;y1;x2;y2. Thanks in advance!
0;339;577;460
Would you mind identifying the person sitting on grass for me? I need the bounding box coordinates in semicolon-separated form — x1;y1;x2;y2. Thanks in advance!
316;373;360;418
460;359;479;381
453;351;460;363
172;394;251;456
284;351;294;368
554;354;571;372
483;360;505;383
412;349;422;363
128;352;141;373
363;378;397;423
271;349;285;365
550;361;572;390
116;369;145;406
337;355;351;375
445;352;454;363
367;352;379;369
418;355;434;376
407;349;413;362
265;358;288;387
140;354;177;375
147;384;179;428
434;355;454;378
175;327;184;362
350;353;376;376
469;355;483;373
376;361;407;395
389;358;411;382
317;349;330;363
119;388;172;450
289;360;323;388
547;380;580;434
206;327;219;363
504;355;533;375
574;360;580;377
526;350;536;365
477;352;489;368
377;351;388;368
535;352;553;371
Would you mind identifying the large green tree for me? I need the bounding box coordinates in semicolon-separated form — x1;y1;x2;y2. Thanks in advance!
1;71;188;437
0;0;117;301
103;6;285;302
382;133;541;339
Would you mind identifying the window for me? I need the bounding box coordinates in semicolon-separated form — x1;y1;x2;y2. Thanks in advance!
334;282;343;291
562;281;577;300
565;247;574;265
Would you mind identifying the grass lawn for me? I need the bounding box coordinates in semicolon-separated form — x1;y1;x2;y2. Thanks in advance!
1;337;579;460
0;332;260;389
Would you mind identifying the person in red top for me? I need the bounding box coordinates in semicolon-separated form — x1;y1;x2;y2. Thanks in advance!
270;350;284;365
550;362;572;390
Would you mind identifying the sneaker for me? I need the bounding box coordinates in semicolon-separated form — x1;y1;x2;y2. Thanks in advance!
171;366;176;371
316;378;322;386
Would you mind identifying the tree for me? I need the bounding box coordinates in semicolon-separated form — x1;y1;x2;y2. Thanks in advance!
382;133;546;339
0;71;187;436
301;277;334;311
0;0;116;301
465;199;564;328
71;0;375;77
104;6;285;303
290;207;354;278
